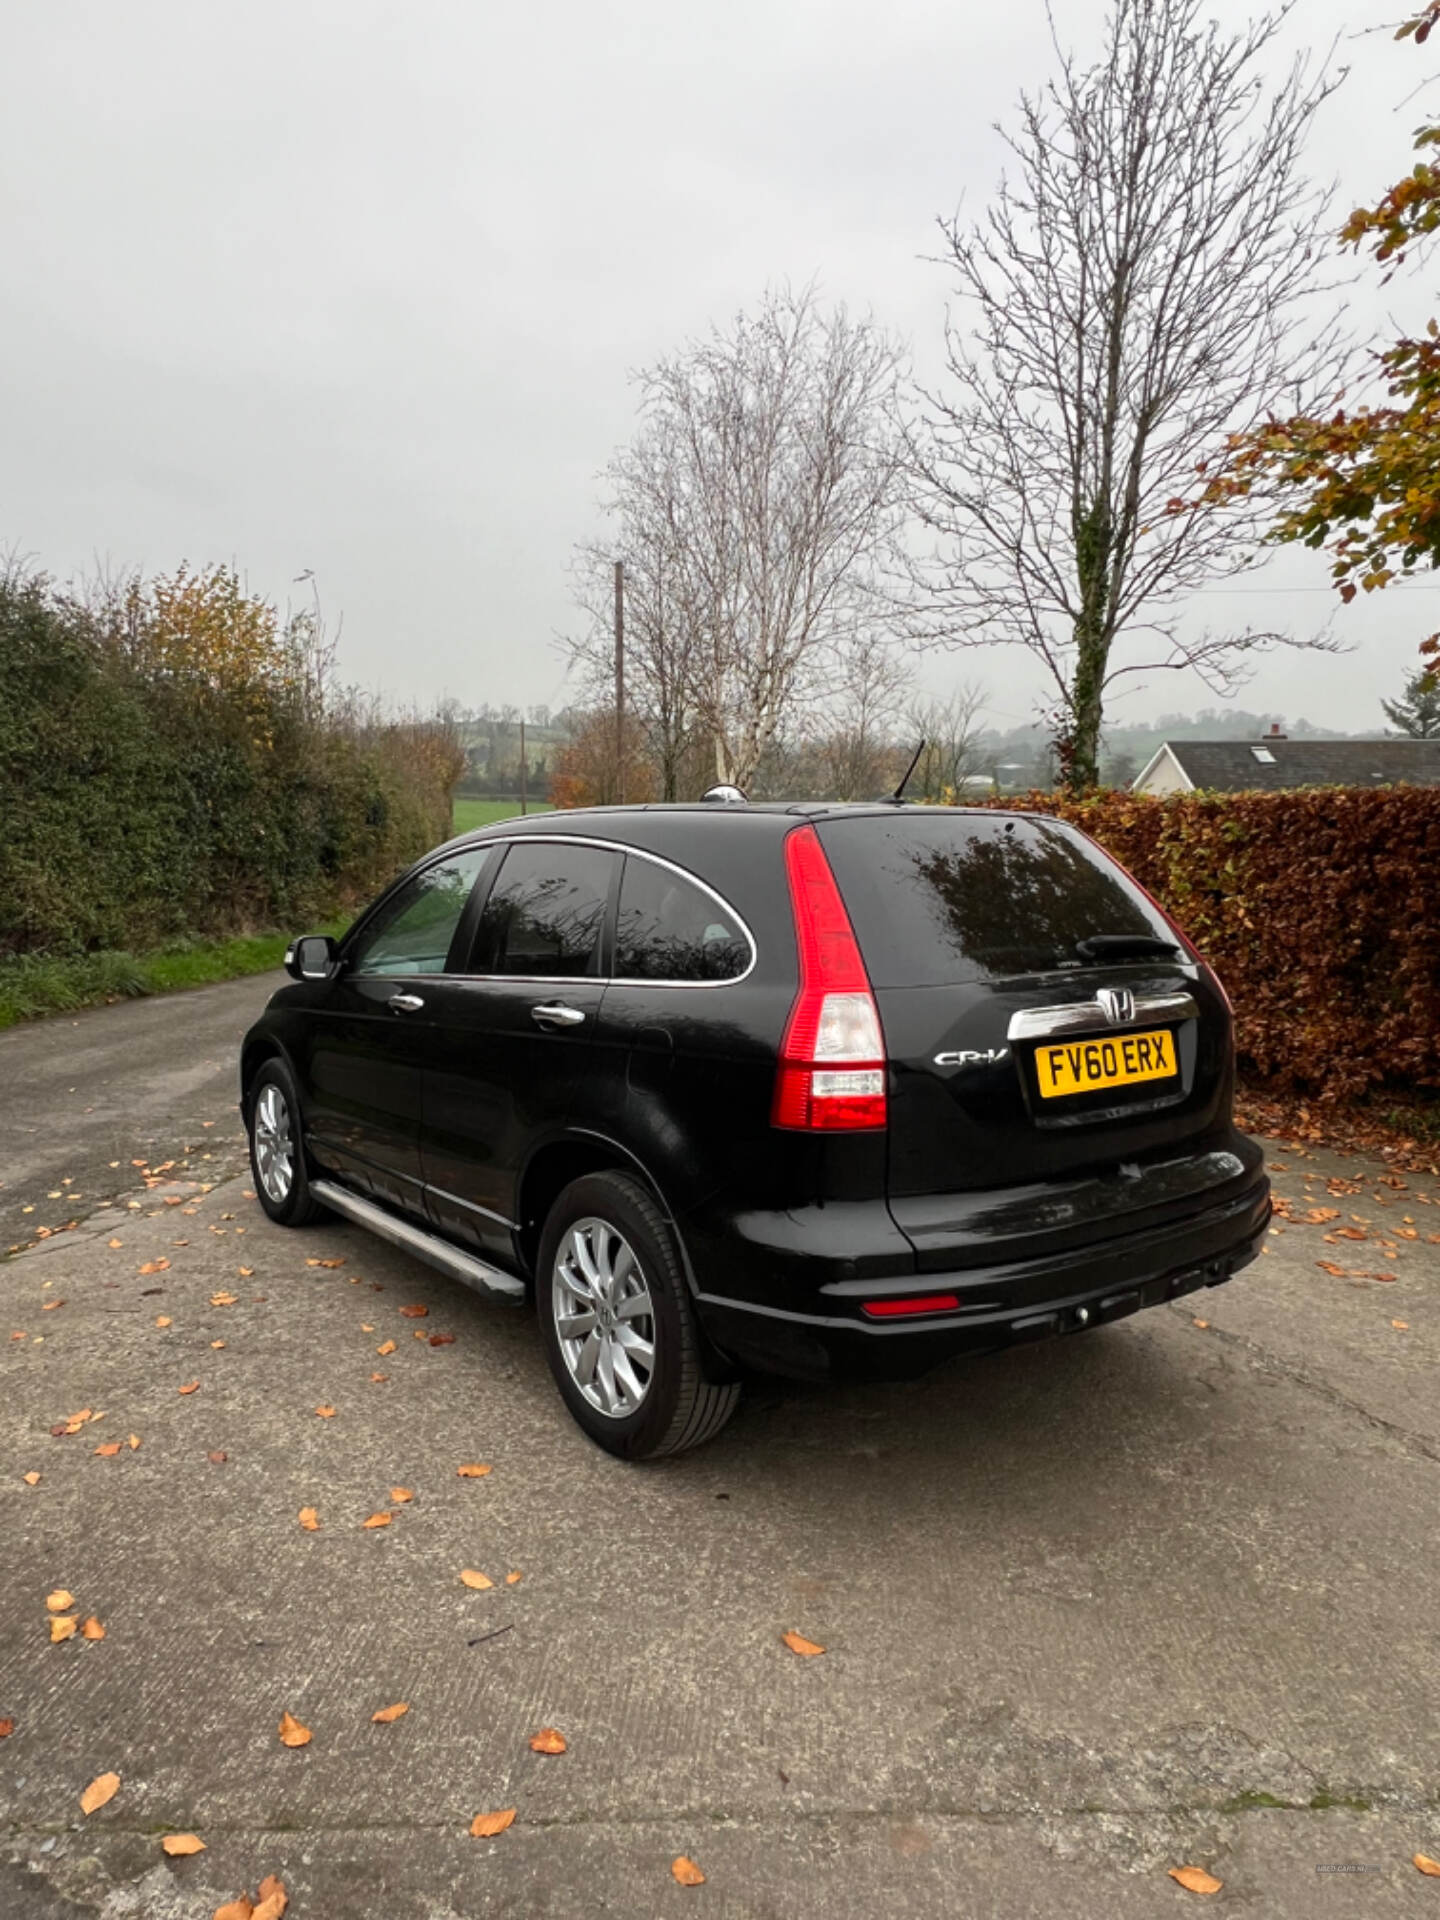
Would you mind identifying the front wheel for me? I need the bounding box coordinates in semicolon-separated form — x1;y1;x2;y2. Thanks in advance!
247;1060;327;1227
537;1172;740;1460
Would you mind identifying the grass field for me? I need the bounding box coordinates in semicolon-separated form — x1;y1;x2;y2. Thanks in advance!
451;797;553;833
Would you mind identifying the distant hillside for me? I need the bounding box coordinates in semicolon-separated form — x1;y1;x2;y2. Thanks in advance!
973;707;1368;789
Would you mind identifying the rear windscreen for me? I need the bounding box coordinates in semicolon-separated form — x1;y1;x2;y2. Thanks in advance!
816;814;1173;987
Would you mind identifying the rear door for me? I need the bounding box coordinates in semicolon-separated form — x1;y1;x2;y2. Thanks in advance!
417;838;620;1263
815;812;1239;1270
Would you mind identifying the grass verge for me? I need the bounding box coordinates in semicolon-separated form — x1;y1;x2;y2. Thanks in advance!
452;796;552;834
0;923;349;1031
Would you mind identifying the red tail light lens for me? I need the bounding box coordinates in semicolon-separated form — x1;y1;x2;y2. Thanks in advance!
772;826;887;1131
862;1293;961;1318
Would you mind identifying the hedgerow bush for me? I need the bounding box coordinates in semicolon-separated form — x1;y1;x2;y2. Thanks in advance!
0;566;463;957
982;787;1440;1102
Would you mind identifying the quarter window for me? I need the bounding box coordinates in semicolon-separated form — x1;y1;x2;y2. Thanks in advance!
348;846;495;977
473;842;618;977
614;857;749;982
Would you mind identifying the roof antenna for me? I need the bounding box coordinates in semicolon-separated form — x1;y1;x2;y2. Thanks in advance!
888;739;926;805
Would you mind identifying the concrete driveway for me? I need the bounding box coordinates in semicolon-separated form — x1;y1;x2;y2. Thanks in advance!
2;980;1438;1916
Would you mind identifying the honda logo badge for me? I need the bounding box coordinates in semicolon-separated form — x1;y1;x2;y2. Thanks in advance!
1096;987;1135;1026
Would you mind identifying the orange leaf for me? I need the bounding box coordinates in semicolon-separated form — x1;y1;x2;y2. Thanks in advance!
362;1512;392;1529
306;1257;345;1268
210;1341;226;1350
210;1291;237;1307
50;1615;78;1643
94;1442;122;1457
371;1701;409;1723
128;1434;141;1450
390;1487;414;1503
781;1631;825;1657
460;1568;493;1590
457;1463;492;1478
23;1471;40;1485
277;1710;312;1748
161;1832;206;1856
80;1770;120;1814
370;1372;388;1382
506;1570;522;1585
298;1508;320;1531
375;1340;397;1356
46;1589;75;1611
178;1381;199;1395
238;1266;254;1276
1168;1865;1223;1894
155;1316;173;1328
107;1237;123;1248
1416;1854;1440;1877
428;1332;456;1346
80;1616;105;1640
672;1856;706;1886
213;1899;255;1920
1192;1317;1209;1329
470;1807;516;1837
314;1405;336;1418
41;1298;64;1311
399;1303;429;1317
252;1883;288;1920
0;1718;13;1736
138;1260;170;1275
528;1726;567;1754
360;1323;374;1333
1392;1319;1411;1330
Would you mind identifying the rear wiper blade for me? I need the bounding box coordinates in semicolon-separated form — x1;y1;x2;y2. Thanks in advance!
1074;933;1181;962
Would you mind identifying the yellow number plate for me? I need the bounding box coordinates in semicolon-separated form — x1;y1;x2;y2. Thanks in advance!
1035;1028;1178;1099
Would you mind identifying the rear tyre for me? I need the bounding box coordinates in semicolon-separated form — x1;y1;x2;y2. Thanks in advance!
247;1059;328;1228
537;1171;741;1460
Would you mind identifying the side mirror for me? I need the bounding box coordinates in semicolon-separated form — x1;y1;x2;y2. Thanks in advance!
285;934;340;982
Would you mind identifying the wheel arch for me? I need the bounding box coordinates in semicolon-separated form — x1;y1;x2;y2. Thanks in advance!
238;1033;293;1121
516;1130;689;1288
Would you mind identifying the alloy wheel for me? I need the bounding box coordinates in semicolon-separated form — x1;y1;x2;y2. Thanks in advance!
253;1083;295;1204
552;1217;657;1418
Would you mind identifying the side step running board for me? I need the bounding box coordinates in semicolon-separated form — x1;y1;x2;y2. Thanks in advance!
310;1181;526;1303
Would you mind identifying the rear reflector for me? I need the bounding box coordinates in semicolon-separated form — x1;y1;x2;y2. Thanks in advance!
862;1293;961;1318
772;826;886;1131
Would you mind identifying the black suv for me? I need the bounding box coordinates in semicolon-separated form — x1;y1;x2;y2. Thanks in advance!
239;802;1268;1459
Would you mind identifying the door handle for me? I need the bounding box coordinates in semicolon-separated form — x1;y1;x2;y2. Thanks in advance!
530;1001;585;1029
387;992;426;1013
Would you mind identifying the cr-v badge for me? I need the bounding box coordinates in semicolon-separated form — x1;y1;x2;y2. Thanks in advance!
934;1047;1011;1068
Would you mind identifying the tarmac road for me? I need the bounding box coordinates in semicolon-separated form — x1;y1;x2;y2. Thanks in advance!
2;983;1439;1916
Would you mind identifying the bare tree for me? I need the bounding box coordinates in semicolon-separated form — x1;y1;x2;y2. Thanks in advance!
810;632;914;800
575;287;908;794
904;683;988;799
909;0;1346;790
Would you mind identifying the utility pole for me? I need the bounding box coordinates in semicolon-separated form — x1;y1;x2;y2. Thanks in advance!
614;558;625;805
519;716;527;815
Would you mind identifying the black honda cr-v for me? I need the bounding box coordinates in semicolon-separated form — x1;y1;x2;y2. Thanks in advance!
239;800;1269;1459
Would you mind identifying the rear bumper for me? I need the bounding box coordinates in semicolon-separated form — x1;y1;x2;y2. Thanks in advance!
693;1176;1270;1382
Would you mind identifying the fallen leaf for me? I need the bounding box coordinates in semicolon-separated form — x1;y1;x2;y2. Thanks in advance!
277;1710;312;1748
23;1472;40;1485
160;1832;206;1856
672;1856;706;1886
80;1616;105;1640
314;1405;336;1418
138;1260;170;1275
178;1381;200;1395
0;1718;13;1737
210;1340;226;1350
210;1292;237;1307
360;1323;374;1333
208;1450;228;1464
1316;1261;1348;1277
370;1372;388;1383
213;1898;255;1920
1168;1865;1223;1895
529;1726;567;1754
312;1257;345;1268
781;1631;825;1657
80;1770;120;1814
428;1332;456;1347
46;1589;75;1611
94;1442;122;1457
399;1303;429;1317
371;1701;409;1723
253;1876;288;1920
457;1463;492;1478
41;1298;64;1311
361;1512;392;1529
460;1569;493;1590
390;1487;414;1504
298;1507;320;1531
1392;1319;1411;1330
506;1570;522;1585
470;1807;516;1837
50;1615;78;1643
375;1340;396;1356
156;1315;172;1328
1416;1853;1440;1877
108;1237;123;1249
238;1267;254;1277
128;1435;141;1450
1192;1317;1209;1329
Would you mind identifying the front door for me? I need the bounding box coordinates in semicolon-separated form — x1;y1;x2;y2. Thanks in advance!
419;838;620;1262
298;843;497;1214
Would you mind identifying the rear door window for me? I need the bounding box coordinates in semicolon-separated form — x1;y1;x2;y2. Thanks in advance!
472;841;618;978
816;814;1172;986
613;856;750;982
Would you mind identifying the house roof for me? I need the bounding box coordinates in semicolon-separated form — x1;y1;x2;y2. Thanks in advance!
1134;738;1440;793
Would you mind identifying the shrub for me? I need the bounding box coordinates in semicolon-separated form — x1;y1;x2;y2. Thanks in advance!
979;787;1440;1103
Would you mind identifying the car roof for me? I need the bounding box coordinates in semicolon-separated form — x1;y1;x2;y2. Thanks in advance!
443;800;1043;852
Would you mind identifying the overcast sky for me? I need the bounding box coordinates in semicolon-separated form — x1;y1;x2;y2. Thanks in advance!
4;0;1436;735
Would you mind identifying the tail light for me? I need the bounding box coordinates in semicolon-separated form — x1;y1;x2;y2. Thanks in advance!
772;825;887;1131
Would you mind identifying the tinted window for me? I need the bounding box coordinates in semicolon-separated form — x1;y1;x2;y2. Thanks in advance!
614;857;750;982
349;845;495;976
816;814;1171;987
474;841;617;977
